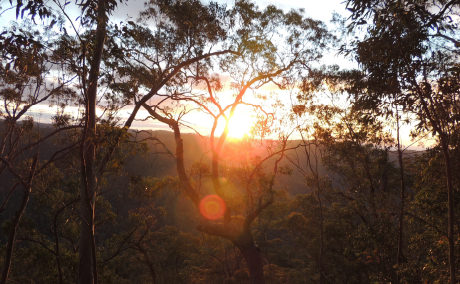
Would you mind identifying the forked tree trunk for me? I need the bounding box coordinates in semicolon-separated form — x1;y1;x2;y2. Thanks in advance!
144;104;268;283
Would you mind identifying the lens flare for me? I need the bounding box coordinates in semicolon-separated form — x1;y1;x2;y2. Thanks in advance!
199;194;226;220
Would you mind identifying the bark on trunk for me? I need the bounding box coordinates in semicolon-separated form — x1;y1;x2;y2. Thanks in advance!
441;137;456;284
237;245;265;283
396;111;406;283
234;230;265;284
78;0;107;283
78;163;96;284
317;186;325;284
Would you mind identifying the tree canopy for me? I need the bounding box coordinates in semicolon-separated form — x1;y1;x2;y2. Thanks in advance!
0;0;459;283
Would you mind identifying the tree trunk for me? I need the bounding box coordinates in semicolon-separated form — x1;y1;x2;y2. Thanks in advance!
396;110;406;283
234;230;265;284
317;186;325;284
78;0;107;283
78;163;96;284
417;92;456;284
0;157;37;284
137;244;156;284
0;187;31;284
307;142;325;283
441;136;456;284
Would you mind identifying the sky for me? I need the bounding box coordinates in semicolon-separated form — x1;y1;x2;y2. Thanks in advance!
0;0;430;148
109;0;348;21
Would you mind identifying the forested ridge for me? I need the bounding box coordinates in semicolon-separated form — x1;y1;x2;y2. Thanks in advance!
1;0;459;283
0;123;438;283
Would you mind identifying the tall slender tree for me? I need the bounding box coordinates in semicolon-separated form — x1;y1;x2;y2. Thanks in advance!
0;11;82;282
78;0;110;282
344;0;460;282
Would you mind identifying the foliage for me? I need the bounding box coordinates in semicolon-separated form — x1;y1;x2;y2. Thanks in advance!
1;0;459;283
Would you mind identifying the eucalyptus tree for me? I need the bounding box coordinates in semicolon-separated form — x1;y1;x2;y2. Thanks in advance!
1;1;124;282
2;1;331;282
105;1;331;283
75;1;114;282
0;14;81;284
343;0;460;282
3;0;243;282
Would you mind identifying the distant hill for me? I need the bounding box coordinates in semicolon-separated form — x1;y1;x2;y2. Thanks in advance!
130;129;330;195
0;120;426;234
0;120;425;197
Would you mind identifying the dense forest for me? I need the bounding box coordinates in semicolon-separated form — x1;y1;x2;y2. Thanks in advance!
0;0;459;283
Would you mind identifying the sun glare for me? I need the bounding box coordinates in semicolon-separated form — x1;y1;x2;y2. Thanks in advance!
216;106;256;140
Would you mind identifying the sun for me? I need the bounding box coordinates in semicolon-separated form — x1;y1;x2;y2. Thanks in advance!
216;105;256;140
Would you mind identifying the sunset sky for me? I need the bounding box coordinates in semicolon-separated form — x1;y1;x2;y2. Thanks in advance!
0;0;429;148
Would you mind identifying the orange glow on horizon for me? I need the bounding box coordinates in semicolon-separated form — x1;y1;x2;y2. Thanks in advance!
199;194;226;220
